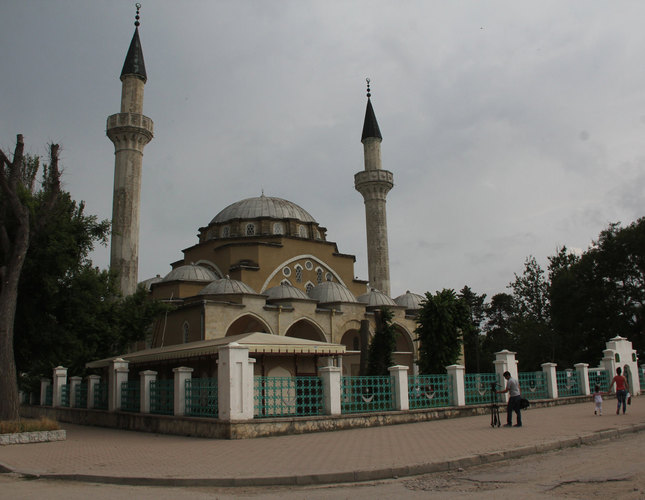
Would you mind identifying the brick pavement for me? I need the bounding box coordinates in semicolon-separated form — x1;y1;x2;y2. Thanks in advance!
0;397;643;487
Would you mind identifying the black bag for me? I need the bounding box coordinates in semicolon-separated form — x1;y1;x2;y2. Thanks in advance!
520;398;530;410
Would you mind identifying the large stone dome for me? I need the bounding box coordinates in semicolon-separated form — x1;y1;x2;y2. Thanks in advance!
357;288;397;307
211;195;316;224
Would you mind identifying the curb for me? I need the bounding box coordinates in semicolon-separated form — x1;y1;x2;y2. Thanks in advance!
3;422;644;488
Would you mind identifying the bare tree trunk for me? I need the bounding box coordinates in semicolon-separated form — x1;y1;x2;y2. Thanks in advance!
0;135;60;420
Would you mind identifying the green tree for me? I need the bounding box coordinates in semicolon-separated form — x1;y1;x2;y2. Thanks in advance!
550;220;645;365
458;286;486;373
0;136;61;420
481;292;516;367
415;289;470;374
507;256;555;370
367;307;397;376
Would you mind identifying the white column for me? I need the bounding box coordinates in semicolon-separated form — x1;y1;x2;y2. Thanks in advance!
108;358;129;411
52;366;68;407
541;362;558;399
218;343;256;421
388;365;409;411
446;365;465;406
69;376;82;408
574;363;590;396
601;349;616;391
173;367;193;416
319;366;341;415
40;378;51;406
86;374;101;409
139;370;157;414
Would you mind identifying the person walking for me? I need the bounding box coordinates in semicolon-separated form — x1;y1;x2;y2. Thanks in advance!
497;371;522;427
608;367;629;415
592;384;603;416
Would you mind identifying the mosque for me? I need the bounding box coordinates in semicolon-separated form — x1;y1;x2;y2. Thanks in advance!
101;7;427;378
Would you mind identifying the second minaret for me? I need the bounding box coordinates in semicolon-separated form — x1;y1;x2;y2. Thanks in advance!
354;81;393;296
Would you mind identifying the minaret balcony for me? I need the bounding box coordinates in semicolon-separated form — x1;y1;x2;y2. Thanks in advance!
106;112;154;137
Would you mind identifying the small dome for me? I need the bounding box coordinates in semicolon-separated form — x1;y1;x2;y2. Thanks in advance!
211;195;316;225
394;291;425;310
264;283;310;301
138;274;163;291
308;281;357;304
163;264;218;282
198;277;256;295
357;288;397;307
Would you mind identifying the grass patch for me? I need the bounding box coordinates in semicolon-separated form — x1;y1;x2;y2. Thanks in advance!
0;417;60;434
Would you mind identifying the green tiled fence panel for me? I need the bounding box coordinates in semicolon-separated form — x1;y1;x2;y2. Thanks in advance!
588;369;610;393
518;371;548;400
150;379;174;415
464;373;499;405
408;374;452;408
58;384;69;407
75;382;88;408
254;376;323;418
45;385;52;406
556;371;581;397
121;380;140;412
185;378;218;417
94;382;108;409
341;376;394;414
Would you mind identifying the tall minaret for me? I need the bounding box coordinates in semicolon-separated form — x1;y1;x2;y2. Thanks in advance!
107;4;154;296
354;79;393;296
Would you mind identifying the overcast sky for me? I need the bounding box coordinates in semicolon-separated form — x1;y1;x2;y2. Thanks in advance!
2;1;644;300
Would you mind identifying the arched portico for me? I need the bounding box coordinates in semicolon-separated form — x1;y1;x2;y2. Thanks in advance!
226;314;272;336
284;319;327;342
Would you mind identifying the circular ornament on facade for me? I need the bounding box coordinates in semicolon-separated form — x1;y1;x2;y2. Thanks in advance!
305;260;313;270
282;267;291;277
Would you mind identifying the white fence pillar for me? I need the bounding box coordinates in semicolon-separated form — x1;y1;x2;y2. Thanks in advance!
446;364;465;406
541;362;558;399
139;370;157;414
388;365;409;411
86;374;101;409
574;363;590;396
40;378;51;406
69;376;82;408
108;358;129;412
218;343;256;421
52;366;68;407
319;365;341;415
173;367;193;416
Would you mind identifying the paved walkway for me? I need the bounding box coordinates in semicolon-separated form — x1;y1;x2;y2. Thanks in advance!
1;398;643;487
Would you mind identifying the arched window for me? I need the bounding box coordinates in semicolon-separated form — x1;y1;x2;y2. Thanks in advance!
273;222;284;235
316;268;323;284
246;223;255;236
295;265;303;283
305;281;315;294
221;226;230;238
182;322;190;344
325;272;333;282
314;229;321;240
298;225;308;238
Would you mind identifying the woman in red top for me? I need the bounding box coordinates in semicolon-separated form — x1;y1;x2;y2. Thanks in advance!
608;367;629;415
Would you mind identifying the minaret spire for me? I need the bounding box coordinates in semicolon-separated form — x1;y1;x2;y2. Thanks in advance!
107;3;154;296
354;79;394;296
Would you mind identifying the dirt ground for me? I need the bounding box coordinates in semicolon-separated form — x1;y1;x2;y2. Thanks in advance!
1;429;644;499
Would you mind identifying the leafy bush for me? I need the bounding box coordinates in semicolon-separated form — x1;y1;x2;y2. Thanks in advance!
0;417;60;434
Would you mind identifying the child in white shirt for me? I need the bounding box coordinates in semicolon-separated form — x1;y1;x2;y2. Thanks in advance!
593;384;603;416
